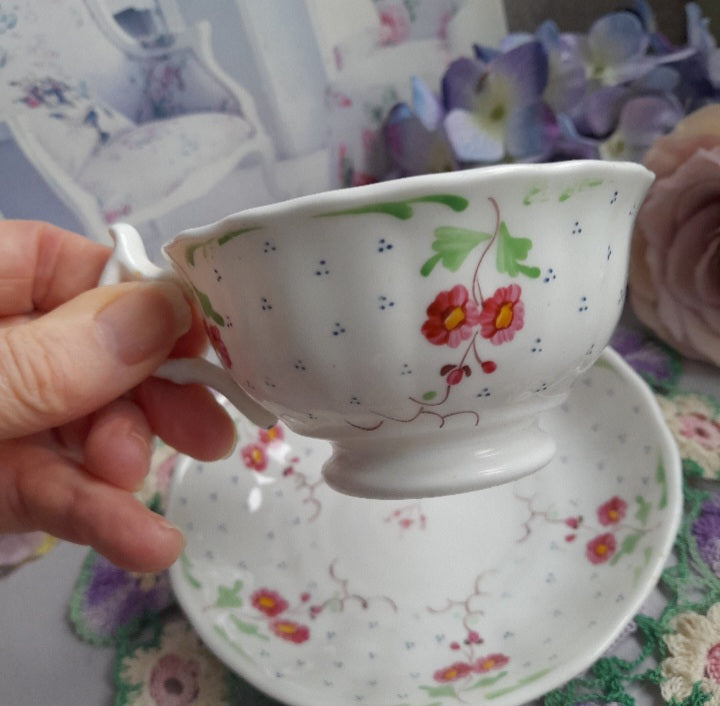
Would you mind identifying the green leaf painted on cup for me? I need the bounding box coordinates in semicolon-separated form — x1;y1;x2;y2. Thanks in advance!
217;226;262;246
496;222;540;279
421;226;493;276
558;178;604;202
315;194;469;220
193;287;225;327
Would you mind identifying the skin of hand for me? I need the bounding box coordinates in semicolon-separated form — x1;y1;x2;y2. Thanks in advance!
0;221;237;572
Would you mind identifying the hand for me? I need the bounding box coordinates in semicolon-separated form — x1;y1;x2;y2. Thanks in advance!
0;221;236;572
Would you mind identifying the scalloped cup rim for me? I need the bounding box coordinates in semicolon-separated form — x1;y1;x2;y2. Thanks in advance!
164;160;654;250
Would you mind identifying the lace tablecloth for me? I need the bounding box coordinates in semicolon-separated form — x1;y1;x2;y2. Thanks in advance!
3;324;720;706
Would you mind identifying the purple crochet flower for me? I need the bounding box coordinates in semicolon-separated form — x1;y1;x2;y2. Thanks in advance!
610;326;680;391
693;494;720;576
70;551;174;644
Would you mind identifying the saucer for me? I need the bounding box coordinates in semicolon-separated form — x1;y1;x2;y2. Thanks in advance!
167;347;681;706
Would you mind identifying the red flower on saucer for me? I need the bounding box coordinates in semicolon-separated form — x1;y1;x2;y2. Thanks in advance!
597;496;627;526
479;284;524;344
270;619;310;644
241;443;267;472
586;533;617;564
473;653;510;673
251;589;289;617
422;284;482;348
433;661;473;683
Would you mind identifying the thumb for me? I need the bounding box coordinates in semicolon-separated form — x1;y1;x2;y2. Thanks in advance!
0;281;192;439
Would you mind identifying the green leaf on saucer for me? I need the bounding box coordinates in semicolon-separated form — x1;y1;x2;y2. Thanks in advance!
215;580;244;608
421;226;492;276
179;552;202;590
634;495;652;526
610;533;642;565
419;684;458;699
496;221;540;279
469;671;508;690
229;615;270;641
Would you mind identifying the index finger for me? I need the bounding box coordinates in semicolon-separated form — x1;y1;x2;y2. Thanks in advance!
0;220;110;317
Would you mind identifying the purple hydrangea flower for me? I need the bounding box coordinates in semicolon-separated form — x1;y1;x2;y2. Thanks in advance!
383;77;457;176
442;41;551;163
599;94;683;161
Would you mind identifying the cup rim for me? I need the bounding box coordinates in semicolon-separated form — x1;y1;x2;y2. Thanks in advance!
166;159;654;250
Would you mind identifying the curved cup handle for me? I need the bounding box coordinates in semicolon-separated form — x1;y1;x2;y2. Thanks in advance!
101;224;278;430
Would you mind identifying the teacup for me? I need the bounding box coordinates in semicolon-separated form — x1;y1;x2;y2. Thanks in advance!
103;160;654;499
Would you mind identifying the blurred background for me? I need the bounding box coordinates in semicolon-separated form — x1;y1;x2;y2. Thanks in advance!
0;0;716;259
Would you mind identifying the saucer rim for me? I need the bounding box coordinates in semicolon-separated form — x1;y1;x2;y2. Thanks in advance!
167;346;682;706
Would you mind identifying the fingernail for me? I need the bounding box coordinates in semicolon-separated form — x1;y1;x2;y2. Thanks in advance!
96;282;191;366
157;517;185;546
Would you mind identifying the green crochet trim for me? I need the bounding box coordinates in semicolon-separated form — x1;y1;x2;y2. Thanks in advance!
545;480;713;706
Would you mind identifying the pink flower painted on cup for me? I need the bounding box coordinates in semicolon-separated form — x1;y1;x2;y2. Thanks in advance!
422;284;483;348
205;323;232;369
479;284;525;345
597;496;628;526
629;104;720;367
586;533;617;564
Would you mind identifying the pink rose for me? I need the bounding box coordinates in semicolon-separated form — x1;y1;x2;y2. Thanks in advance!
629;105;720;367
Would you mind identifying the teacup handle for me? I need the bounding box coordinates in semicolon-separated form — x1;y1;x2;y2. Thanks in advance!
100;223;278;429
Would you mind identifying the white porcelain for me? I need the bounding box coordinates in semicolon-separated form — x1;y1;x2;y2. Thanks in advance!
105;160;654;498
167;347;681;706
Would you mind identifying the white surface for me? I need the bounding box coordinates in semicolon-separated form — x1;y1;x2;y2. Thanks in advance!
0;543;114;706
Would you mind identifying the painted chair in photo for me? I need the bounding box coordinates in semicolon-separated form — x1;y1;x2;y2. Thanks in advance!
0;0;281;250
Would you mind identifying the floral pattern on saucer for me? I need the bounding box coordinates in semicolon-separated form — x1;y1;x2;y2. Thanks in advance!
167;348;681;706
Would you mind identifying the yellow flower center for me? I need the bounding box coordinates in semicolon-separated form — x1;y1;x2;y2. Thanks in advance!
495;302;514;330
444;306;466;331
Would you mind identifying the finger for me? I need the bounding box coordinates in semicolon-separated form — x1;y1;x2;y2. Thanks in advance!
136;377;237;460
0;220;109;317
0;440;183;571
170;300;209;359
0;280;191;439
84;399;153;492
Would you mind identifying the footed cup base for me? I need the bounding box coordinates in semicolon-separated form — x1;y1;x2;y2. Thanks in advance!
322;424;557;499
